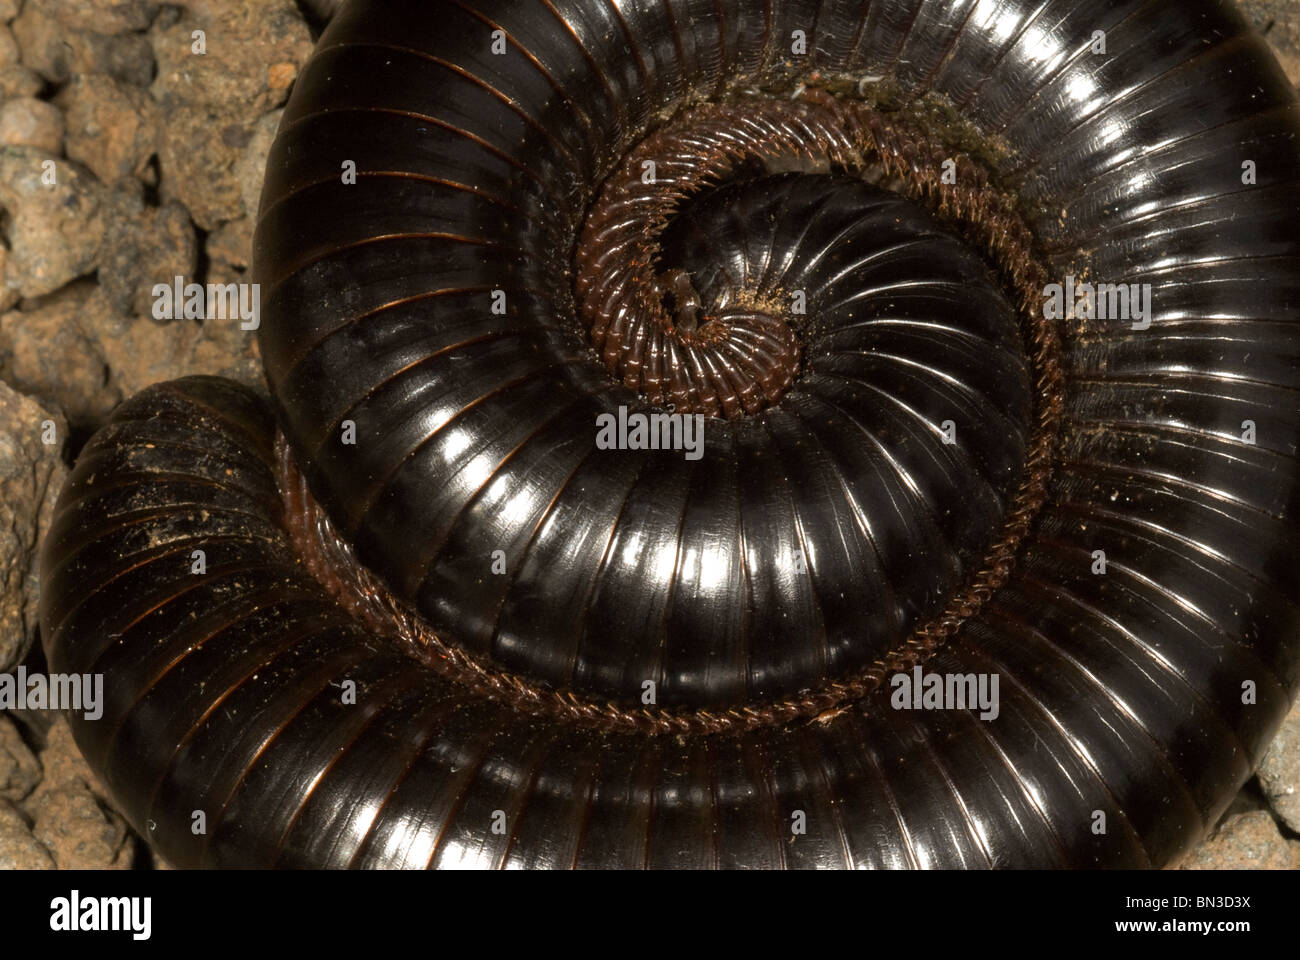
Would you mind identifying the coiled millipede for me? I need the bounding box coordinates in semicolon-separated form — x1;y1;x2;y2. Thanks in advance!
38;0;1300;868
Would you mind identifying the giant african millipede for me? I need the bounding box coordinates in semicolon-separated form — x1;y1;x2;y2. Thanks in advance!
38;0;1300;868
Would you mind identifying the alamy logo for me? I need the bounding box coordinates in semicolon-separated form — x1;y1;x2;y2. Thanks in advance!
0;668;102;721
152;275;260;329
595;405;705;461
49;891;151;940
1042;275;1153;330
889;666;1000;721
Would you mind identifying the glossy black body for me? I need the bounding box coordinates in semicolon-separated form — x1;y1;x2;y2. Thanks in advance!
39;0;1300;867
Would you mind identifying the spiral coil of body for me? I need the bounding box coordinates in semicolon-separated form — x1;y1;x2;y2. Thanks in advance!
38;0;1300;868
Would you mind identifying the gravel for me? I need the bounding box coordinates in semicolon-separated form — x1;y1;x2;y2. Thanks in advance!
23;717;134;869
57;73;159;184
1180;810;1296;871
1258;700;1300;833
1242;0;1300;86
0;797;54;869
0;148;106;300
0;97;65;152
0;713;40;801
12;4;154;86
0;382;65;673
0;280;123;424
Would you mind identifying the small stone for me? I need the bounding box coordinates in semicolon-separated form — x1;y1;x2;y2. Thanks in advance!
237;108;281;220
0;383;68;670
0;24;19;65
98;184;197;318
26;785;132;869
3;274;261;423
0;282;121;426
268;61;296;91
18;718;137;868
0;149;106;300
92;287;204;398
1258;699;1300;832
0;245;15;313
157;104;255;229
44;0;157;36
31;717;96;794
0;98;65;153
0;797;54;869
0;1;19;24
0;714;41;802
57;74;158;185
207;216;253;271
14;4;154;86
22;719;134;869
1241;1;1300;88
1180;810;1293;870
150;1;312;114
185;264;263;389
0;64;42;99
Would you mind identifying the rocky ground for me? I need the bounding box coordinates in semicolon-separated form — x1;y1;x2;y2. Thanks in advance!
0;0;1297;870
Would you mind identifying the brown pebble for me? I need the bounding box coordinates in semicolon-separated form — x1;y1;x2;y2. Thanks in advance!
0;714;41;802
0;149;106;300
150;1;312;114
13;4;154;86
207;217;254;271
26;785;133;869
0;282;121;426
1179;811;1294;870
0;98;65;153
99;185;197;318
0;798;54;869
43;0;156;36
156;104;253;229
268;61;296;89
1258;700;1300;832
0;388;70;670
57;74;159;185
237;108;282;220
0;23;18;64
0;63;42;98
